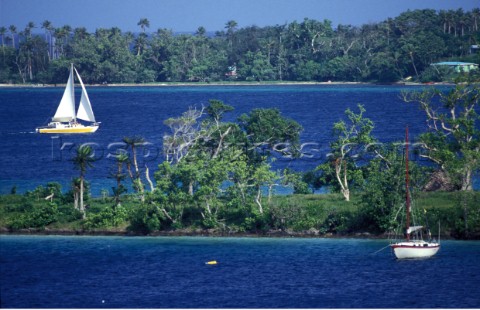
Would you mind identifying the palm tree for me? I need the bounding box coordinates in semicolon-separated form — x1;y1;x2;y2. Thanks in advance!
41;20;53;60
446;10;455;34
472;8;480;32
9;25;16;48
110;27;122;38
53;27;65;58
225;20;238;35
122;136;145;200
62;25;72;44
455;9;466;37
18;36;48;81
137;18;150;33
52;25;72;58
71;177;80;211
24;22;35;39
134;32;148;56
73;27;88;41
0;26;6;64
450;9;465;37
124;31;134;49
225;20;238;53
0;27;6;48
196;26;206;37
439;10;448;34
72;145;95;219
112;151;129;205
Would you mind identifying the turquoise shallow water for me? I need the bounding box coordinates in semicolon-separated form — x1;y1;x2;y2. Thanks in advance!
1;235;480;308
1;85;477;195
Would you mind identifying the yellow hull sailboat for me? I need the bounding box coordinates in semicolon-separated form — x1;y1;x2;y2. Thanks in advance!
36;64;99;134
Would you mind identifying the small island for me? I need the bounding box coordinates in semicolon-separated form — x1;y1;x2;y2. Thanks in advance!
2;87;479;239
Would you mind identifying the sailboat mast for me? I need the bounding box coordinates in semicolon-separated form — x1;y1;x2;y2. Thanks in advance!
70;63;76;123
405;126;411;241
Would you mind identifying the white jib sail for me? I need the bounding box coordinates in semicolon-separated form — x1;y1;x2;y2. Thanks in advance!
74;67;96;123
52;66;76;122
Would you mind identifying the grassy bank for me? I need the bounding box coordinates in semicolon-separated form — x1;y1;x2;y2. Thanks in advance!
1;191;479;239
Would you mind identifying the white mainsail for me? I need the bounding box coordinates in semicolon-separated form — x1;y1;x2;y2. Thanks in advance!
52;66;75;122
406;225;423;234
74;67;96;122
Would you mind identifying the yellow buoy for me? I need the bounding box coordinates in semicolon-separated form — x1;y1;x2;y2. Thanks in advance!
206;260;218;265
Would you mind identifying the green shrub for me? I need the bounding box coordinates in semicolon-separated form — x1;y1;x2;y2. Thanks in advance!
242;209;270;233
84;205;128;229
291;217;318;231
320;210;355;234
128;204;165;234
57;204;83;222
8;202;59;229
202;216;218;229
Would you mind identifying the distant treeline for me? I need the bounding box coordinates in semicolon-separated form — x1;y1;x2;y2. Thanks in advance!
1;8;480;84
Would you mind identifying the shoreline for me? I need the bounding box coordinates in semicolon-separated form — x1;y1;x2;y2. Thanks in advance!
0;226;382;238
0;227;463;240
0;81;447;88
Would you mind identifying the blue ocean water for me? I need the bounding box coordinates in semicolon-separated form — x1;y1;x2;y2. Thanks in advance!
0;84;478;195
1;235;479;308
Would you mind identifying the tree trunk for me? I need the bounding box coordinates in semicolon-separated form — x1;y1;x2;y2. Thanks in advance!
212;127;231;158
255;186;263;214
188;181;194;196
463;200;468;238
335;159;350;201
126;163;134;180
461;167;473;191
15;60;26;83
205;199;212;215
73;191;79;211
145;165;155;192
238;185;246;205
409;52;419;80
80;176;85;219
132;147;139;178
28;58;33;81
132;147;145;199
268;184;274;203
115;162;122;205
342;188;350;202
160;206;175;223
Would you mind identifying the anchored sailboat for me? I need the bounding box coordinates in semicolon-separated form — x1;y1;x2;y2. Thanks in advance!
36;64;99;134
390;127;440;259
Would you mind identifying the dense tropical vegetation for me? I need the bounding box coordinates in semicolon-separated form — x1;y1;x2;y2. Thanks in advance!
1;8;480;84
1;85;479;238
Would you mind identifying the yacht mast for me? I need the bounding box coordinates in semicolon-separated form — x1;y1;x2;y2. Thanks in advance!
70;63;76;123
405;126;410;241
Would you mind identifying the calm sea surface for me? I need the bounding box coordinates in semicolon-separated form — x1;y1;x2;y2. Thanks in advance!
0;84;478;195
1;235;479;308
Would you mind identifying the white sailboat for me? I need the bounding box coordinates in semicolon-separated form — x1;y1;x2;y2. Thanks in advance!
390;127;440;259
36;64;99;134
